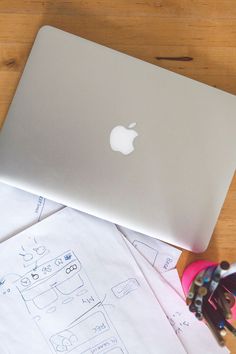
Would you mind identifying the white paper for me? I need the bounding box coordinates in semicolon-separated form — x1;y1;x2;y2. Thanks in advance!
0;208;185;354
118;225;182;273
124;238;230;354
0;182;64;241
162;269;185;299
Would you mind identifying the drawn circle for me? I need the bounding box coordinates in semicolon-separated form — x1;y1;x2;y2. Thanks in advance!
66;268;70;274
23;253;33;262
35;246;46;255
55;259;63;266
31;273;39;280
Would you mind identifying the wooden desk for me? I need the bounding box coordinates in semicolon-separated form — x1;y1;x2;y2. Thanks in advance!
0;1;235;352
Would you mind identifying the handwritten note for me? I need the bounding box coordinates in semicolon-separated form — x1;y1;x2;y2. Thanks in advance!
0;182;63;241
0;208;185;354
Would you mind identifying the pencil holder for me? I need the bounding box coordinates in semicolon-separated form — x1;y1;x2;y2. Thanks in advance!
181;260;236;346
181;260;236;321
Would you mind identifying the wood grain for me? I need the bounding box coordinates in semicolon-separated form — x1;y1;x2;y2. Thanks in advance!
0;1;235;352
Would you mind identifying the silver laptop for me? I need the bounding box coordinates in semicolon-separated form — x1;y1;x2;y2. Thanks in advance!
0;26;235;252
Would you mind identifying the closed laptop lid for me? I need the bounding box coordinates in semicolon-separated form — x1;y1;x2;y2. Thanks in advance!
0;26;235;252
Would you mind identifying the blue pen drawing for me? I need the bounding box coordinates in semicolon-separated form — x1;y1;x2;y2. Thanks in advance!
13;250;128;354
111;279;139;299
35;196;46;222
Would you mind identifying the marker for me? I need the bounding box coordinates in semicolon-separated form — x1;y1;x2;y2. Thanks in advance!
223;290;235;309
221;277;236;295
203;297;227;331
203;266;216;283
189;302;196;313
222;262;236;278
209;261;230;294
195;312;203;320
202;310;225;346
220;261;230;272
220;329;227;337
187;280;197;300
224;320;236;336
198;286;208;297
215;287;232;320
194;286;208;317
194;269;206;287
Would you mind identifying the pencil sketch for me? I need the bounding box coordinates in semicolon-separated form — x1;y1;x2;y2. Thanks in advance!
132;240;158;266
50;311;109;352
111;279;139;299
33;288;58;309
13;250;128;354
56;273;84;295
81;337;118;354
19;237;50;270
62;298;74;305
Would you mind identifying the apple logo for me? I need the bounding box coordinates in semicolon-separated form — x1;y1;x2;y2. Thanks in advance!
110;123;138;155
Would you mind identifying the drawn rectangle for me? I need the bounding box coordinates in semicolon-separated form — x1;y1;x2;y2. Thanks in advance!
105;348;124;354
50;311;110;352
112;279;139;299
82;337;118;354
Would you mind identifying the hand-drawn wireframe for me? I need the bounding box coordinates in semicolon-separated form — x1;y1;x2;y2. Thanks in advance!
14;250;128;354
56;273;84;295
111;279;139;299
50;311;109;352
132;240;158;266
33;287;58;309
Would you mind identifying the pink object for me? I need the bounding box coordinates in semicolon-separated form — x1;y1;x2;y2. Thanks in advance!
181;260;236;321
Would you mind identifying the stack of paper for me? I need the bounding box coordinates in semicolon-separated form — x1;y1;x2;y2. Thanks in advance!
0;182;230;353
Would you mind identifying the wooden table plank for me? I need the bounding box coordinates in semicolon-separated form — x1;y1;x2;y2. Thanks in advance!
1;0;236;19
1;14;236;47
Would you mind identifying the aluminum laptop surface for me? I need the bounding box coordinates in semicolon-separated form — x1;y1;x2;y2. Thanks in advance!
0;26;235;252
